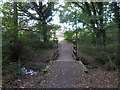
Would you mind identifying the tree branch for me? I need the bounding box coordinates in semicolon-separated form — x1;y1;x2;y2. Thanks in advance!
18;4;38;20
72;2;85;11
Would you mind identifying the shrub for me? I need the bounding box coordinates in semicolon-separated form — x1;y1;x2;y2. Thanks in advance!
95;52;109;64
39;41;54;49
78;42;119;70
64;31;76;42
2;62;22;84
102;55;118;70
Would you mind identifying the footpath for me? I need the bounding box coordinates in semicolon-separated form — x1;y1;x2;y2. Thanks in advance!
39;40;90;88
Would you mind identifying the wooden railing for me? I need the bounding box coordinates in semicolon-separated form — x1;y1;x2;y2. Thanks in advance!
53;40;59;60
72;40;79;60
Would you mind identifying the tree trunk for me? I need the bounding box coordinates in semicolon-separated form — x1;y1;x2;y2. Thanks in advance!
91;23;97;45
102;29;106;46
43;28;48;42
112;2;120;36
13;2;18;61
42;23;48;42
13;2;18;37
97;2;106;46
112;2;120;66
85;2;97;45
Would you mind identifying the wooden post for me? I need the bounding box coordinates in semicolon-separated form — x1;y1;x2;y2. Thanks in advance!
72;40;79;60
53;40;59;60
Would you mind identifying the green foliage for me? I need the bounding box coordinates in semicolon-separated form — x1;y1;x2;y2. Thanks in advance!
64;30;76;42
78;29;93;44
3;62;21;75
78;43;119;70
2;2;56;86
102;54;118;70
2;62;22;84
2;30;54;84
39;41;54;49
95;52;109;64
2;2;119;86
50;37;58;41
2;1;56;64
17;2;56;42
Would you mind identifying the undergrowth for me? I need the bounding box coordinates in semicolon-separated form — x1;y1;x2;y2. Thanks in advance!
2;31;55;86
78;43;119;71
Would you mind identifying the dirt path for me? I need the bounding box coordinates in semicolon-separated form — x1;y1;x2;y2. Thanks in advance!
39;40;90;88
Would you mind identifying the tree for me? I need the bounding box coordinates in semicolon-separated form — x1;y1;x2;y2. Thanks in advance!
12;2;19;60
2;2;19;61
60;2;109;45
18;2;56;42
111;2;120;67
111;2;120;33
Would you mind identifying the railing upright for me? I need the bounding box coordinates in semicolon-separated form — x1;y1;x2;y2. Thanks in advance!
72;40;79;60
53;40;59;60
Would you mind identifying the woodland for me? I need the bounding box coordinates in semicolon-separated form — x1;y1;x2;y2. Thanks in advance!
1;1;119;88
